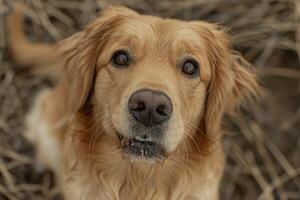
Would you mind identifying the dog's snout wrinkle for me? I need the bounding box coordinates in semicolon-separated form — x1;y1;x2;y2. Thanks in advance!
128;89;173;127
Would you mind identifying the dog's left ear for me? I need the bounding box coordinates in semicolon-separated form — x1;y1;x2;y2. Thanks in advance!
191;22;261;138
57;6;138;112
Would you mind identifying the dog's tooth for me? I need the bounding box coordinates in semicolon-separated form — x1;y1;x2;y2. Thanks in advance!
141;149;144;156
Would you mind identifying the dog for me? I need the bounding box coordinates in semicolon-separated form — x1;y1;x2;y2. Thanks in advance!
7;5;260;200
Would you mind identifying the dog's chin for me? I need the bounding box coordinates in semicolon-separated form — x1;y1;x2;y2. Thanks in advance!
117;133;165;161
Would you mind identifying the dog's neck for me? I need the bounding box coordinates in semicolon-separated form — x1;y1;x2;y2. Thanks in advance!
63;112;222;199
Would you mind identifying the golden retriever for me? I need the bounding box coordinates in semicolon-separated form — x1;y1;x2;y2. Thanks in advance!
7;5;260;200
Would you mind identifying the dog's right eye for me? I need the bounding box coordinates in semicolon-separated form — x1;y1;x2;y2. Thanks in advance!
111;50;130;67
181;59;199;77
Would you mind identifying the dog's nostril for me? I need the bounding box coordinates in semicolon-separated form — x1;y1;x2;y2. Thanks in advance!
156;104;167;116
129;100;145;112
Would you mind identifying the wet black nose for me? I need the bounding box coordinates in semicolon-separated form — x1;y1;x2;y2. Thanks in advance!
128;89;173;127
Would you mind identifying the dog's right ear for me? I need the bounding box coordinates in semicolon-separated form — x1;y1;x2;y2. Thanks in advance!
57;6;138;112
190;22;261;139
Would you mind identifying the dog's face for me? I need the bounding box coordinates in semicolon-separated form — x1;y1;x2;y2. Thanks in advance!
62;6;259;161
95;18;211;159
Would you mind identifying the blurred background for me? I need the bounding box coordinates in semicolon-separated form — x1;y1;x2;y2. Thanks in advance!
0;0;299;199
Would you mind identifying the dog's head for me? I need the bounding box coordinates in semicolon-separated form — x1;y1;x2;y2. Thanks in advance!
59;6;260;161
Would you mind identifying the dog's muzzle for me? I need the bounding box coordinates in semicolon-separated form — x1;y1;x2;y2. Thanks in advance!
117;89;172;159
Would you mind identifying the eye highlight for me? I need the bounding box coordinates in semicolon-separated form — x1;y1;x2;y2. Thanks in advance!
181;59;199;77
111;50;130;67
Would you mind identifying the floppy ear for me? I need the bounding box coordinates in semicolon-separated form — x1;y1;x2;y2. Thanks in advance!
56;6;138;112
192;23;261;138
205;52;260;139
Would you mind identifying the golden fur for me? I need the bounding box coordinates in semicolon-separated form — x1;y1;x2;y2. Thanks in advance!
7;5;260;200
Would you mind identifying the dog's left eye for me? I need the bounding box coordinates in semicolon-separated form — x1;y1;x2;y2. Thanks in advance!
112;50;130;67
181;59;199;77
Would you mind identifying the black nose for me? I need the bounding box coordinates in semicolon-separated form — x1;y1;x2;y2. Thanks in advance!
128;89;173;127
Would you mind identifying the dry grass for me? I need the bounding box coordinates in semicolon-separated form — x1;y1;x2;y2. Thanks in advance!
0;0;299;199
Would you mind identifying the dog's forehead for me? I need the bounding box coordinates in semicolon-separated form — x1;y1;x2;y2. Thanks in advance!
117;17;199;42
111;16;207;56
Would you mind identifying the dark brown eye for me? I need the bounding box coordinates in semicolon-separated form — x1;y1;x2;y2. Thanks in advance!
181;59;199;77
112;50;130;67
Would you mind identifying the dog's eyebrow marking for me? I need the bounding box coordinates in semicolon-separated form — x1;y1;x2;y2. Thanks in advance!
169;38;203;65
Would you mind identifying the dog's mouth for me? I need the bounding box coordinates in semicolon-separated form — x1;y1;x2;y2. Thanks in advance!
117;134;165;160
